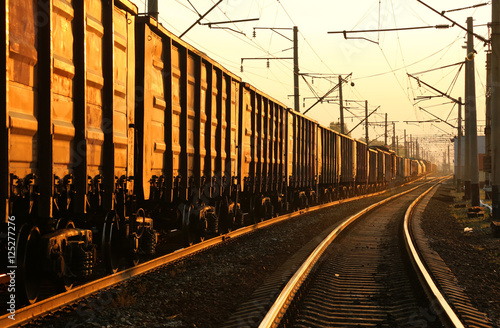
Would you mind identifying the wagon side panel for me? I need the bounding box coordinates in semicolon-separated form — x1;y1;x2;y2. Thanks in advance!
5;0;39;220
112;5;135;193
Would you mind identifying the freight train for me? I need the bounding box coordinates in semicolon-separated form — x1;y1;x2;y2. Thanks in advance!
1;0;433;304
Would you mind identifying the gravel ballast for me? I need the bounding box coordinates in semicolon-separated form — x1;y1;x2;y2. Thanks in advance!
421;180;500;327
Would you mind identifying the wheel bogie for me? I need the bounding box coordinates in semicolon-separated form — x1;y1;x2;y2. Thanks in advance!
101;209;159;273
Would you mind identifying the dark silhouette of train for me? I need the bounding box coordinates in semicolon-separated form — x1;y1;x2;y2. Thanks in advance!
1;0;433;304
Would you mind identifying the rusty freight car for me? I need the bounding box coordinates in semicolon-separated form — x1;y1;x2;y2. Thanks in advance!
339;134;356;197
238;83;288;222
368;148;378;191
317;125;340;203
355;139;368;194
287;109;318;209
134;15;243;246
1;0;153;303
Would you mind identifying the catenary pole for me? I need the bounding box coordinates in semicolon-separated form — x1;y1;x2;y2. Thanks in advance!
464;38;472;200
486;53;492;188
404;130;407;157
457;98;463;192
466;17;480;206
293;26;300;112
365;101;369;145
448;144;451;173
410;135;413;157
491;1;500;219
339;75;345;134
385;113;388;146
392;122;396;151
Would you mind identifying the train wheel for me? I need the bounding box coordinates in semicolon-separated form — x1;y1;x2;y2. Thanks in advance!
53;219;77;292
102;212;121;274
16;224;42;304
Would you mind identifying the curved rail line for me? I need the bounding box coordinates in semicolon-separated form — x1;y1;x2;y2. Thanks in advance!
403;179;464;328
258;176;452;328
1;179;429;328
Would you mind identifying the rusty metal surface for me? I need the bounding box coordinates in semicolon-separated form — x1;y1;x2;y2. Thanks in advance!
316;127;323;186
240;85;253;191
339;134;355;184
356;140;368;184
136;14;242;198
308;120;317;188
368;148;378;184
136;16;242;201
139;25;167;199
112;4;135;194
5;0;39;220
51;0;76;200
239;84;287;194
286;110;293;189
289;112;317;189
186;54;196;182
384;151;392;182
377;149;386;183
5;0;137;219
229;79;239;183
84;0;105;183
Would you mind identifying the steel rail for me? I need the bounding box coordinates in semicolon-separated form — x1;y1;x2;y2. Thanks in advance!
0;178;428;328
403;176;465;328
258;177;440;328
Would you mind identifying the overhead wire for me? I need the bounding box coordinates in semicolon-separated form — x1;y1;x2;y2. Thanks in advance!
390;0;412;108
351;1;379;30
445;62;464;95
377;45;414;106
445;102;457;122
356;36;463;80
404;0;430;25
412;61;465;75
274;0;336;74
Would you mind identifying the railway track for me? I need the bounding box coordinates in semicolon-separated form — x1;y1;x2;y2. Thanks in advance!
1;183;411;328
257;177;493;328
